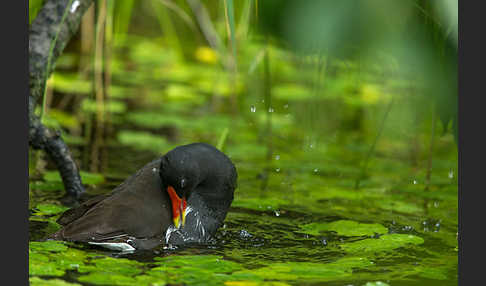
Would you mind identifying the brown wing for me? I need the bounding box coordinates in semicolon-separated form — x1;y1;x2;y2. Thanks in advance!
56;194;109;226
50;159;172;242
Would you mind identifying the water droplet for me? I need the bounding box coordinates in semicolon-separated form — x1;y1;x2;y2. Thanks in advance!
322;238;327;246
433;201;439;208
250;105;256;112
275;168;280;173
261;99;265;103
413;180;418;185
268;107;274;113
314;168;319;173
275;155;280;160
274;210;281;217
309;144;314;149
70;0;80;13
448;170;454;179
284;104;289;109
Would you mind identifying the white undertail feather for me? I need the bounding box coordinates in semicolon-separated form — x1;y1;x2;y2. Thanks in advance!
88;241;135;252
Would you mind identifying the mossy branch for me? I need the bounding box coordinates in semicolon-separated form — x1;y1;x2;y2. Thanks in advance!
29;0;95;199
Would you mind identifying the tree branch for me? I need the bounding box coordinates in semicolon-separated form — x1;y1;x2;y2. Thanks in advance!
29;0;94;199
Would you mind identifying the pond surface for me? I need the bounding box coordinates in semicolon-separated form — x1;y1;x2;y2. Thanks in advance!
29;38;457;286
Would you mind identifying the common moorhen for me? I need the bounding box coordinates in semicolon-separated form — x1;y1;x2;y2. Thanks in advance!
49;143;237;251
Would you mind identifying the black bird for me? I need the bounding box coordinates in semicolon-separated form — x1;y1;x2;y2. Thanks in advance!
49;143;237;251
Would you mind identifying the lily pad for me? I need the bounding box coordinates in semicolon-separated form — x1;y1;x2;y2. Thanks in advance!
78;257;143;276
30;277;82;286
298;220;388;237
32;203;69;216
340;234;424;253
233;257;373;282
377;200;423;214
154;255;242;274
225;282;291;286
77;272;138;285
29;252;66;277
30;241;68;253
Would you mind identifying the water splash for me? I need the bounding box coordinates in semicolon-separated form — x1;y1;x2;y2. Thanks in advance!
239;229;252;239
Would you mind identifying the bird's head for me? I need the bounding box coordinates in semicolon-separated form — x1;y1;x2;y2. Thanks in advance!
159;150;200;229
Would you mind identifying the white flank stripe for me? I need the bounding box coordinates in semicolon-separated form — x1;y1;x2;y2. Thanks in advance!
88;242;136;252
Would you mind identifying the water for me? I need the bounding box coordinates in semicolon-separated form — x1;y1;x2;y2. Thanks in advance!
28;39;457;285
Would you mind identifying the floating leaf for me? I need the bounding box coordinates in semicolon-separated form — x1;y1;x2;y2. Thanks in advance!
154;255;242;274
377;200;423;214
298;220;388;237
233;257;373;282
225;282;291;286
29;252;65;277
30;241;68;253
33;203;69;216
30;277;82;286
77;272;137;286
78;256;143;276
340;234;424;253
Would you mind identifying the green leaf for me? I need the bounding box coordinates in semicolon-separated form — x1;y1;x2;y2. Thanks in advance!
154;255;242;274
77;272;137;286
81;99;127;114
233;257;373;282
43;171;105;185
340;234;424;253
30;277;82;286
78;256;143;276
117;130;171;153
298;220;388;237
33;203;69;216
30;241;68;253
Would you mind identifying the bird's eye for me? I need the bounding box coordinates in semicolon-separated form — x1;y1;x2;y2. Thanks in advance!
180;178;186;189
